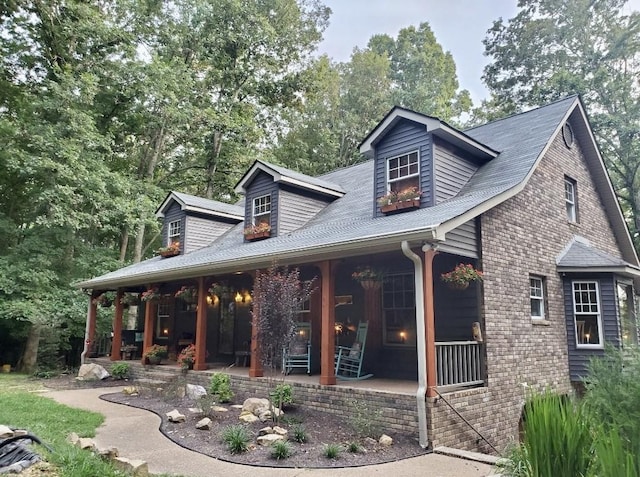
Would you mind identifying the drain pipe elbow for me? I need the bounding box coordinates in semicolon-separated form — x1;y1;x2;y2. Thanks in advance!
401;241;429;449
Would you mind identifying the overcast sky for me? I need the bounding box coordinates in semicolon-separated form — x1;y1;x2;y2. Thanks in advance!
316;0;640;105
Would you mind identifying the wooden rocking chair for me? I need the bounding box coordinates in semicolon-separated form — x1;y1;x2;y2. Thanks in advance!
335;322;373;380
282;322;312;375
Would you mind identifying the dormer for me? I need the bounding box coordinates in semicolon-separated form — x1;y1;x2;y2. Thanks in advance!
234;160;344;241
155;191;244;255
359;107;498;217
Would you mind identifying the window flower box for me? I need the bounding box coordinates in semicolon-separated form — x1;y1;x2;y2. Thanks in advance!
157;241;180;258
378;187;422;214
243;223;271;241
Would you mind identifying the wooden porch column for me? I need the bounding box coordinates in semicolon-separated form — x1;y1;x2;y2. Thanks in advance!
194;277;208;370
319;260;336;385
249;270;263;377
85;293;98;361
111;289;124;361
141;285;157;364
423;248;438;397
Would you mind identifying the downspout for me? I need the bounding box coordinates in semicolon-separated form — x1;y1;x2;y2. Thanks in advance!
401;241;428;449
80;296;91;365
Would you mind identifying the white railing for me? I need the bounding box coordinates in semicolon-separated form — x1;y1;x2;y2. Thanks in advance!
435;341;484;389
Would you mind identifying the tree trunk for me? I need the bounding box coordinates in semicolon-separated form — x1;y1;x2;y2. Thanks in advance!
205;131;222;199
119;227;129;262
133;220;146;263
20;324;42;374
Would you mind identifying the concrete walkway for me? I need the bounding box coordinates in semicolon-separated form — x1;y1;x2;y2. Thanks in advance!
44;387;495;477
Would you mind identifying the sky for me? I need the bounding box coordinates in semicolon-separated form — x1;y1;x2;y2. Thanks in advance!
316;0;640;105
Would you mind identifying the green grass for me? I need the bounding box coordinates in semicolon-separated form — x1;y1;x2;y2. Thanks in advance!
0;374;183;477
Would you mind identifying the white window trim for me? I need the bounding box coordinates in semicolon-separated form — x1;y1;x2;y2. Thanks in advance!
572;280;604;349
168;220;181;245
386;150;420;191
530;276;546;321
156;299;170;339
252;194;271;225
565;178;577;223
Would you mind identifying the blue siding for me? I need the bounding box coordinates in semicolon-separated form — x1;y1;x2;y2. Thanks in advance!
373;120;432;217
563;273;621;381
244;171;279;238
162;201;185;253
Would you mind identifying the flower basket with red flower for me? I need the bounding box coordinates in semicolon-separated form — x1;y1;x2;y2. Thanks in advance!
352;266;385;290
141;287;161;303
441;263;483;290
175;286;197;303
377;186;422;214
243;222;271;241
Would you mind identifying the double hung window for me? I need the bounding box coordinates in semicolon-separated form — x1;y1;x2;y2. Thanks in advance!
387;151;419;193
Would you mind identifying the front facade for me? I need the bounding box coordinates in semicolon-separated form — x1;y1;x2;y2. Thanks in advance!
80;96;640;452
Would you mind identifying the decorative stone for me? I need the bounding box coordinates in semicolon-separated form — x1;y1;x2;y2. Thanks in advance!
195;418;212;430
186;384;207;400
211;406;228;413
77;437;97;450
242;398;270;414
256;434;285;446
166;409;186;423
258;427;273;436
258;410;272;422
364;437;377;446
272;426;288;436
122;386;139;396
188;408;204;414
98;447;119;459
77;363;110;381
379;434;393;446
113;457;149;477
0;425;13;438
230;404;244;409
238;411;259;423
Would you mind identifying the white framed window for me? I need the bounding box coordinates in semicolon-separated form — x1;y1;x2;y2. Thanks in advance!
382;272;415;347
565;177;577;222
530;276;545;320
168;220;181;245
252;194;271;226
387;151;419;193
572;281;604;349
156;298;171;339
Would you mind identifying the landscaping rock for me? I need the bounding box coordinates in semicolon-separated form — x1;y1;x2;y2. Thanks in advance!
238;411;259;424
113;457;149;477
379;434;393;446
186;384;207;400
77;363;110;381
258;427;273;436
77;437;97;450
272;426;288;436
0;425;14;438
188;407;203;414
242;397;270;414
166;409;186;423
195;418;212;430
230;404;244;409
122;386;139;396
256;434;286;446
211;406;228;413
98;447;119;459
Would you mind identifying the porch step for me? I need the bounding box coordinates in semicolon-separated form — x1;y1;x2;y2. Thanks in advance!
434;446;500;466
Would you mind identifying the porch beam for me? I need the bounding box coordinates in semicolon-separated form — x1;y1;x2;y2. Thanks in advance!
142;285;157;364
319;260;336;385
423;248;437;397
111;289;124;361
194;277;208;370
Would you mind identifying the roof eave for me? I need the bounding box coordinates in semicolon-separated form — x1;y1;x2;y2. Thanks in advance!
557;265;640;278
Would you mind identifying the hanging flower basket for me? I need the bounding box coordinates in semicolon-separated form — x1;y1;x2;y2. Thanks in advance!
120;293;140;308
141;287;162;303
175;286;198;303
352;267;384;288
359;280;382;290
92;293;114;308
441;263;483;291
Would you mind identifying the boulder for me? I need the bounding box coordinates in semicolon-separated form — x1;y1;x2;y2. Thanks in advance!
195;418;212;430
379;434;393;446
77;363;110;381
186;384;207;400
256;434;286;446
166;409;186;423
113;457;149;477
242;397;270;414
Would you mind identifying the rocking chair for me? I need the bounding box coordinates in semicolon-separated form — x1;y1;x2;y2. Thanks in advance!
282;322;312;375
335;322;373;380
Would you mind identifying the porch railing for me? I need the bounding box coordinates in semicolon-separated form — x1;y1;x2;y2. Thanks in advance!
435;341;484;390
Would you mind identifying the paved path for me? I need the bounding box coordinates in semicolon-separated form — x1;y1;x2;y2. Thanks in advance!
44;387;495;477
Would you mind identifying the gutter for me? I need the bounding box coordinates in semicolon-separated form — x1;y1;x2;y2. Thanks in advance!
401;240;429;449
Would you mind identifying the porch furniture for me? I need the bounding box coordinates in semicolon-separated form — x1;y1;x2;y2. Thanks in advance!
282;322;312;375
335;322;373;380
234;350;251;367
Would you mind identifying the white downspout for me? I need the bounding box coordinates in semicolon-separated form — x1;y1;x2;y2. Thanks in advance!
401;240;429;449
80;297;91;365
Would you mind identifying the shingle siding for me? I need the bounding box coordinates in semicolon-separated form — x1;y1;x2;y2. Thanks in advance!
433;138;479;203
244;171;279;237
374;120;432;217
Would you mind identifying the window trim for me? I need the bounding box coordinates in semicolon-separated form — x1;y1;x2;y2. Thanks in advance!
156;298;171;339
386;150;420;191
252;194;271;226
572;280;604;350
167;219;181;246
529;276;546;321
564;176;578;223
382;271;416;348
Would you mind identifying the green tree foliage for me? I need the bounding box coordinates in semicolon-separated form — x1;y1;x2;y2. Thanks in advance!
481;0;640;247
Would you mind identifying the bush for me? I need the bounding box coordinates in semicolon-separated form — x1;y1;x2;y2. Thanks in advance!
291;424;308;443
220;425;250;454
209;373;234;403
270;440;293;460
347;441;361;453
110;362;130;380
269;383;293;408
348;399;382;437
323;443;342;459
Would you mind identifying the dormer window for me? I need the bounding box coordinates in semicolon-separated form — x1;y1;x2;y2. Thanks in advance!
253;194;271;226
388;151;419;193
168;220;181;245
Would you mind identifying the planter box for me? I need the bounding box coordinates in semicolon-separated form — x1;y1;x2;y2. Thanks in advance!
159;249;180;258
245;231;271;241
380;199;420;214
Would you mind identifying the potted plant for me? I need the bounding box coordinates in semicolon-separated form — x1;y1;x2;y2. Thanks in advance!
440;263;483;290
177;344;197;371
157;241;180;258
175;286;197;303
377;186;422;214
243;222;271;241
141;287;161;303
92;292;114;308
352;266;385;290
143;344;168;365
120;293;140;308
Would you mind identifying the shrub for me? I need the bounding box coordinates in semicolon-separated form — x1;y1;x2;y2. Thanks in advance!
269;383;293;409
209;373;234;403
110;362;130;380
348;399;382;438
346;441;361;453
291;424;308;443
323;443;342;459
196;394;218;418
220;425;250;454
270;440;293;460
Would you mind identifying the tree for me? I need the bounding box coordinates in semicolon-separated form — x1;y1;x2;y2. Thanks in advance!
481;0;640;247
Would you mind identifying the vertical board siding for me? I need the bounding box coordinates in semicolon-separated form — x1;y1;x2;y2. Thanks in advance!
163;202;185;249
563;274;620;381
244;171;279;237
440;220;478;258
373;120;432;217
184;215;235;253
278;188;330;234
433;138;479;203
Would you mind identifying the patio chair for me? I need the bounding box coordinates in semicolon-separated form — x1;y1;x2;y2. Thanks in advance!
335;322;373;380
282;322;312;375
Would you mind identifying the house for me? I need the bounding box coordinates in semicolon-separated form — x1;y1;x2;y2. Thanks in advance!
78;95;640;452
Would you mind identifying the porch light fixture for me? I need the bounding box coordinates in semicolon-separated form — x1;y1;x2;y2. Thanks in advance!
234;292;243;303
162;328;169;336
206;294;219;306
243;291;252;303
399;330;407;343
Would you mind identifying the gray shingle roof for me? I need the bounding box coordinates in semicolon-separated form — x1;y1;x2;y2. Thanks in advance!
78;97;585;289
157;191;244;219
557;238;631;268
